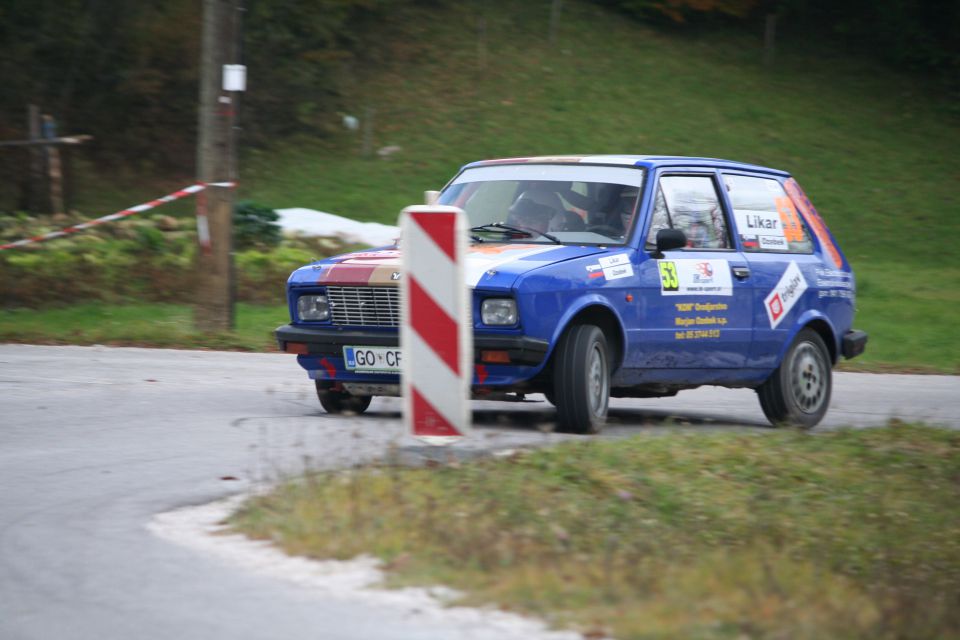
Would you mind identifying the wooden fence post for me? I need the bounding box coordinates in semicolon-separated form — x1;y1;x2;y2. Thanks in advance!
42;114;65;214
27;105;46;213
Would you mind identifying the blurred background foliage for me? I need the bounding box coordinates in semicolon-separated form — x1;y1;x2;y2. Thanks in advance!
0;0;955;171
0;0;444;168
599;0;960;77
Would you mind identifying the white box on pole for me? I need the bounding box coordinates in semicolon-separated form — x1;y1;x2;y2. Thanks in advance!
222;64;247;92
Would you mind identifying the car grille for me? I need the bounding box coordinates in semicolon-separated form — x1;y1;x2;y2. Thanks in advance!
327;286;400;327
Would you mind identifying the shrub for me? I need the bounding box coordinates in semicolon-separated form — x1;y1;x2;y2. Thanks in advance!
233;201;281;250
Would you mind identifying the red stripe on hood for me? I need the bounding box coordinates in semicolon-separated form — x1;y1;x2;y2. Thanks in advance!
318;263;379;285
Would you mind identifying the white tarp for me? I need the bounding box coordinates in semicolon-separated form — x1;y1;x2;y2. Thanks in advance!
276;207;399;248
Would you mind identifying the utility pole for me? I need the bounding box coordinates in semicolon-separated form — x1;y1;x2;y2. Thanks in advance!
548;0;563;46
27;105;44;212
195;0;242;332
762;0;779;68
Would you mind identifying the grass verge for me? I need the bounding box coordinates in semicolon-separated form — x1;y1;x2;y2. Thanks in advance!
0;302;287;351
232;424;960;640
1;291;955;372
843;263;960;374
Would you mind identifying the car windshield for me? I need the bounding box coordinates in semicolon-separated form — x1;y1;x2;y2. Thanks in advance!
438;164;645;245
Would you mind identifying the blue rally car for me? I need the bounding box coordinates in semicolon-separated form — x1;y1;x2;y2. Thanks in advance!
276;156;867;433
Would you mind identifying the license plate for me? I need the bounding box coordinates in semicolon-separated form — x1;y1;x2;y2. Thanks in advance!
343;346;402;373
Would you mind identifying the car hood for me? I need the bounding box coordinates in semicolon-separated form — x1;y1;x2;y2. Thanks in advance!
288;243;610;290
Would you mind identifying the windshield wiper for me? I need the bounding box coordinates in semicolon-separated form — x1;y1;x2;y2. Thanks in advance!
470;222;562;244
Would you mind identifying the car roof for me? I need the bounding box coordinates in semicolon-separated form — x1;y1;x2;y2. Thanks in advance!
463;155;790;177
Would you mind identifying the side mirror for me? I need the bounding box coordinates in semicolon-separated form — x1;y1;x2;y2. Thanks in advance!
655;228;687;257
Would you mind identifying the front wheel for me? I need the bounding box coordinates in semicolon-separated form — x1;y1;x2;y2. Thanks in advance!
757;328;832;428
553;324;610;434
316;381;372;415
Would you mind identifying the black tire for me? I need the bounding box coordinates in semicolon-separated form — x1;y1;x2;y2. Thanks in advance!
757;328;832;428
315;381;372;415
552;324;610;434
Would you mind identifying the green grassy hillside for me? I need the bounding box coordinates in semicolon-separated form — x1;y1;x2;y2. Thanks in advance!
70;1;960;371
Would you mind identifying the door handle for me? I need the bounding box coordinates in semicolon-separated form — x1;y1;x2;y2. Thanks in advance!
732;266;751;280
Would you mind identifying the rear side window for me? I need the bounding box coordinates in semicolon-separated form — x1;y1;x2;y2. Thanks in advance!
724;174;813;253
645;175;730;250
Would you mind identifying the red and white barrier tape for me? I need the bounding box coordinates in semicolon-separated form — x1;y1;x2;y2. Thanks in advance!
0;181;235;251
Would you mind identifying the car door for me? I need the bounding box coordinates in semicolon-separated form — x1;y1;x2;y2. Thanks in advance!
629;170;754;369
721;172;824;369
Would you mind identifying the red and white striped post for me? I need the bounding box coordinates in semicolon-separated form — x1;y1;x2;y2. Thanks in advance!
400;205;472;445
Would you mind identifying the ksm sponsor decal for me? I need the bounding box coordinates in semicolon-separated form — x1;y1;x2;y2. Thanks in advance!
658;259;733;296
764;261;809;329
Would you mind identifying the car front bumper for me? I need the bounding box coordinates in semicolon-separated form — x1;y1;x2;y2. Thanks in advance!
275;324;550;386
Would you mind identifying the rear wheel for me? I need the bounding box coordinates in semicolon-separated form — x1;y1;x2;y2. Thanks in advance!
553;324;610;434
316;381;372;415
757;328;831;428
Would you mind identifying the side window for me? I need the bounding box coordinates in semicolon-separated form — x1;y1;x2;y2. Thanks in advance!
724;174;813;253
645;189;670;247
645;175;730;250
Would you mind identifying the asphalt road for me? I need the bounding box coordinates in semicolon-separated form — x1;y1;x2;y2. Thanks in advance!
1;344;957;640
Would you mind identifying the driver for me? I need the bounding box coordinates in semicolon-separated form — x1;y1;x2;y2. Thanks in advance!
506;197;555;233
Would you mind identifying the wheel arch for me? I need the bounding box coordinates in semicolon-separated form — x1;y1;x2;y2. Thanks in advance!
804;317;838;365
782;310;838;366
550;300;626;372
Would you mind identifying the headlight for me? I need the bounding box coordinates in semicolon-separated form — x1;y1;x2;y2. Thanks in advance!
481;298;518;326
297;294;330;321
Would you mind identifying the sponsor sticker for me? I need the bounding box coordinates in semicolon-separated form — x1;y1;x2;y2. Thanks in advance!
598;253;634;280
658;259;733;296
604;263;634;280
774;196;806;243
815;268;854;301
758;235;788;250
815;268;853;289
734;208;789;251
598;253;629;269
737;210;782;234
763;261;809;328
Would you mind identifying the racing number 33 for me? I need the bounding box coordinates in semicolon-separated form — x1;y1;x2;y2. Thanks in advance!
659;261;679;292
